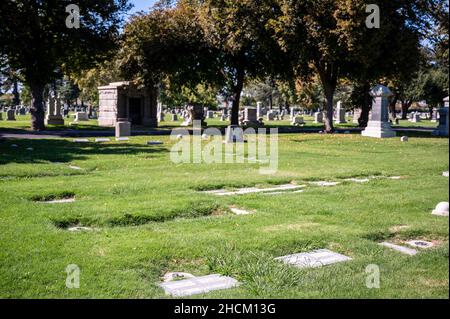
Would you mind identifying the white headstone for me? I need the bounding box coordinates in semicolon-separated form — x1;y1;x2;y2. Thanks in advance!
432;202;449;216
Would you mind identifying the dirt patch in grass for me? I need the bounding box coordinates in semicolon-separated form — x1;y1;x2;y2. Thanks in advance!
363;228;442;244
193;179;294;192
51;203;224;229
31;191;75;202
107;204;223;227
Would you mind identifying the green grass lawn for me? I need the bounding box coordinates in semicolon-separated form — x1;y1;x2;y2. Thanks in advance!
0;127;448;298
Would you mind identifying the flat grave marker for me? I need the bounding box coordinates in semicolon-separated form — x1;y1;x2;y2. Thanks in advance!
379;242;417;255
159;274;239;297
73;138;89;143
147;141;164;145
275;249;351;269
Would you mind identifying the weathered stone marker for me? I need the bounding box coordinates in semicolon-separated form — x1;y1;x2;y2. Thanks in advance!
74;112;89;122
432;96;449;137
224;125;244;143
275;249;351;269
335;101;346;124
361;85;396;138
115;120;131;138
45;95;64;125
6;108;15;121
314;112;323;123
159;274;239;297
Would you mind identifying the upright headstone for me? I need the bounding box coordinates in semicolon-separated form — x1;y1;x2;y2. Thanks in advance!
361;85;396;138
291;116;305;126
242;107;261;127
266;111;275;121
115;120;131;138
410;112;421;123
433;96;449;137
314;112;323;123
224;125;244;143
6;108;16;121
335;101;346;124
256;101;263;119
157;102;165;122
74;112;89;122
431;109;438;122
171;114;178;122
207;110;214;119
45;95;64;125
90;109;98;119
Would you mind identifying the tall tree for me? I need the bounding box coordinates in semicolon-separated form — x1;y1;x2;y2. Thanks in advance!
275;0;436;131
118;1;219;108
0;0;130;130
198;0;288;125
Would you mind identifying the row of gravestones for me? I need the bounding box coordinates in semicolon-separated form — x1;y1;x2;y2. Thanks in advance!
0;108;25;121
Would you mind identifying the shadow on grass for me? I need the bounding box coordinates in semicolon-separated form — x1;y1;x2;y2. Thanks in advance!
0;138;168;165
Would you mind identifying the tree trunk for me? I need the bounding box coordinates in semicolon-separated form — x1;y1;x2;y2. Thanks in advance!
401;100;411;119
317;63;337;133
358;82;371;128
323;88;334;132
30;82;45;130
230;68;245;126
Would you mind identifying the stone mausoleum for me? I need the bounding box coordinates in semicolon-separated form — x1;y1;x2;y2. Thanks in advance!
98;81;157;127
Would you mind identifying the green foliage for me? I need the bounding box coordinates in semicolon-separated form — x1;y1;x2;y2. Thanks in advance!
0;0;131;129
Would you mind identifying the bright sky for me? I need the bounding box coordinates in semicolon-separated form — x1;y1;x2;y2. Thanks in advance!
128;0;159;14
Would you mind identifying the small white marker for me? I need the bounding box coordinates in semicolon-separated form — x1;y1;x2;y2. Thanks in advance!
379;242;417;255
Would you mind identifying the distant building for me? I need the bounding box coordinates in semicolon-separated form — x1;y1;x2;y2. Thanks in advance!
98;81;157;127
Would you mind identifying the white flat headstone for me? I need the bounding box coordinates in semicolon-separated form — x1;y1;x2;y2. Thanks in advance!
275;249;351;269
205;184;305;196
159;274;239;297
379;242;417;255
95;138;110;142
73;138;89;143
443;171;449;177
69;165;82;170
309;181;340;187
68;226;92;232
116;137;129;141
345;178;370;183
44;198;75;204
229;207;252;215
